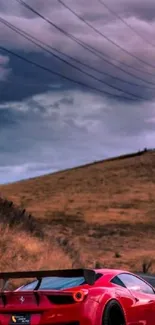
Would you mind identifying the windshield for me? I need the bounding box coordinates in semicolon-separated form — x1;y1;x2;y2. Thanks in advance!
19;276;86;291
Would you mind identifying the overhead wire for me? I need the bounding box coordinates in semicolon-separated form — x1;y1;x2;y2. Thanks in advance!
14;0;155;85
57;0;155;70
98;0;155;49
1;16;153;90
0;16;151;100
72;35;155;78
68;30;155;78
0;45;140;101
13;2;151;79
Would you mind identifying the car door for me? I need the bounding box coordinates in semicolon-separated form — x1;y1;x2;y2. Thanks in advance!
115;273;155;325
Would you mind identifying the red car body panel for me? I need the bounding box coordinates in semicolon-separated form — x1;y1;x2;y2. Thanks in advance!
0;268;155;325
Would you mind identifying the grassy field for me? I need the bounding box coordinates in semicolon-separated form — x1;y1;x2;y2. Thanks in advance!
0;149;155;274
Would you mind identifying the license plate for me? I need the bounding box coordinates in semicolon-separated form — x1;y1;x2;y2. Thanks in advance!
10;314;31;325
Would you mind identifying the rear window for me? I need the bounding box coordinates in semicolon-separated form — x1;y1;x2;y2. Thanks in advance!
19;276;86;291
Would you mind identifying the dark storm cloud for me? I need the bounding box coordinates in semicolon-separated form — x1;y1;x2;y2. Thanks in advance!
0;52;55;102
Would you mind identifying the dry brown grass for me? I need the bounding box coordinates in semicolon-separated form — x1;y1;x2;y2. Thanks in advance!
0;225;71;272
0;224;72;289
0;198;72;287
0;149;155;273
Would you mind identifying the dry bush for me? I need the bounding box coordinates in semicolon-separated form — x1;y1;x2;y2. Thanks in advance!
0;225;72;272
0;224;72;288
142;258;153;274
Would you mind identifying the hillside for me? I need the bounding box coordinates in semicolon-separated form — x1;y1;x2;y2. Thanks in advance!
0;149;155;272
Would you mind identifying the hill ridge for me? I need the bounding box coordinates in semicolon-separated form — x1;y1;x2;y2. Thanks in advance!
1;148;154;186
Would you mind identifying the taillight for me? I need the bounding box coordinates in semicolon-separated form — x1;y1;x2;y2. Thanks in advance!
73;290;88;302
47;290;88;305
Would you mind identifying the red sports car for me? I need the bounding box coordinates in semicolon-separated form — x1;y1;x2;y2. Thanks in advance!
0;268;155;325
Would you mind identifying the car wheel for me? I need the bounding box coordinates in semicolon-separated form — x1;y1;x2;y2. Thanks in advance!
102;299;126;325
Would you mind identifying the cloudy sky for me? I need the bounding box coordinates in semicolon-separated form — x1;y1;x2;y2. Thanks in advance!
0;0;155;184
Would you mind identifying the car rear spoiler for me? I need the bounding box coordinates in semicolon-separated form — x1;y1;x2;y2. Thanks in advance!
0;268;97;291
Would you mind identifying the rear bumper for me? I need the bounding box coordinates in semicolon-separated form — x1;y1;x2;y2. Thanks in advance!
0;316;97;325
0;300;100;325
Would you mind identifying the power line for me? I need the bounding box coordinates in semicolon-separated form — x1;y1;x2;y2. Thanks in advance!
4;18;155;91
68;29;155;78
15;0;155;86
35;47;155;88
14;2;153;79
98;0;155;49
16;0;155;80
73;36;155;78
0;16;150;100
57;0;155;70
0;45;139;101
3;17;154;90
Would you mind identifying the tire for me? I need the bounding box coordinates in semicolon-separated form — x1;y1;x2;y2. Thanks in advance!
102;299;126;325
